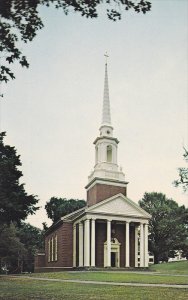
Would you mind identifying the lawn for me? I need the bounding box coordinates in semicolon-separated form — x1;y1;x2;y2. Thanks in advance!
0;276;188;300
30;270;188;285
150;261;188;274
30;261;188;285
1;261;188;299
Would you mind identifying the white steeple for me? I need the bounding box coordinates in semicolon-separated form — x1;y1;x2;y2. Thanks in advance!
99;55;113;138
87;59;125;184
101;62;111;126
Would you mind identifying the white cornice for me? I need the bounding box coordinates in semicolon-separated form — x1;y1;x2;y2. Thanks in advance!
85;177;128;190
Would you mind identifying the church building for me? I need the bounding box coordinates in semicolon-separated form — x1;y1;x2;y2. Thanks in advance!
35;61;151;272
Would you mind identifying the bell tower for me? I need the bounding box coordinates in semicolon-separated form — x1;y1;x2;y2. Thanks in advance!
86;59;128;207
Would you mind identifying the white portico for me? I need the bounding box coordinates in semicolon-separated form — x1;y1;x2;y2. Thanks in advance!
63;194;150;268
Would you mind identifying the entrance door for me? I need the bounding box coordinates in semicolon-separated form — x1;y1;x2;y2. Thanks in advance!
104;238;121;267
111;252;116;267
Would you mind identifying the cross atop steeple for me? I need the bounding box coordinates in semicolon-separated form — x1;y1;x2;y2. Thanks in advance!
104;52;109;64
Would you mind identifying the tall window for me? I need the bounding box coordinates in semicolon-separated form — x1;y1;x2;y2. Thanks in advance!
48;239;51;262
48;234;58;262
107;145;112;162
55;235;58;261
51;237;54;262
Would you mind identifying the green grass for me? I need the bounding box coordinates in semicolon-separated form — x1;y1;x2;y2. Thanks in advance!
0;277;188;300
30;271;188;285
29;261;188;285
1;262;188;299
150;261;188;274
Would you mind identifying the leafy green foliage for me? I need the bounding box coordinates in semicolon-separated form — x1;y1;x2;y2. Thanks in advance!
18;223;44;272
181;239;188;260
174;148;188;192
45;197;86;223
0;132;42;273
0;132;39;225
0;0;151;83
139;192;188;264
0;223;25;273
0;222;44;273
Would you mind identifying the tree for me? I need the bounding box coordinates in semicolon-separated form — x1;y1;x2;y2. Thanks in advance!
174;148;188;192
45;197;86;223
0;132;39;225
0;222;44;273
139;192;188;264
0;0;151;83
0;223;26;273
18;223;44;272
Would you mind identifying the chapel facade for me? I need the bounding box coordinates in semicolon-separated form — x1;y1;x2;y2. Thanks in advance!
34;62;151;272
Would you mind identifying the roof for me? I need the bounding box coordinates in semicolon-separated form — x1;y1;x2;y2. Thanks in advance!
45;193;151;235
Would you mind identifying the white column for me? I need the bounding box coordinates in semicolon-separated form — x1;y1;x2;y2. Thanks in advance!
78;222;84;267
125;221;130;267
144;224;149;267
91;219;96;267
84;219;90;267
135;225;138;267
106;220;111;267
140;223;144;267
73;225;76;267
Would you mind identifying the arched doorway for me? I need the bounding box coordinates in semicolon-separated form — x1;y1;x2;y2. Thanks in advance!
104;238;121;267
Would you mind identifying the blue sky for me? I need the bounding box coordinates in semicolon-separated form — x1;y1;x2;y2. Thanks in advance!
1;0;188;228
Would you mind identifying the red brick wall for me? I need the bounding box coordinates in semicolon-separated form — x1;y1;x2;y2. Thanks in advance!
130;225;135;267
87;184;127;207
44;225;61;267
44;222;73;268
76;224;79;267
62;222;73;267
34;254;45;268
95;222;106;267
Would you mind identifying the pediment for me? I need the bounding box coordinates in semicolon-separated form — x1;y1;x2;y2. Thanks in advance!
86;194;151;219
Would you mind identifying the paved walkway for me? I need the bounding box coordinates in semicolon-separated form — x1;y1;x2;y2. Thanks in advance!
8;275;188;289
69;270;188;277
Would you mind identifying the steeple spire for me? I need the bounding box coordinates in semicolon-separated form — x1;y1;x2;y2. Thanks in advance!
86;57;126;189
102;55;111;126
